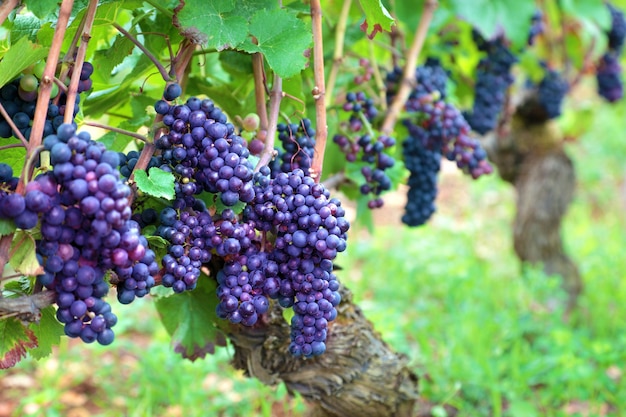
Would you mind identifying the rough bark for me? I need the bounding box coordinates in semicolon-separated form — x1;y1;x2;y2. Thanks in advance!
224;285;424;417
483;108;582;311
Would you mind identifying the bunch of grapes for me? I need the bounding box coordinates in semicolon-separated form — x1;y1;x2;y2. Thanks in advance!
0;123;158;345
527;11;544;46
154;86;255;207
465;31;517;134
332;92;395;209
269;119;316;177
607;3;626;52
243;168;348;356
596;53;623;102
597;4;626;102
401;127;441;227
0;60;93;141
385;58;448;105
537;69;569;119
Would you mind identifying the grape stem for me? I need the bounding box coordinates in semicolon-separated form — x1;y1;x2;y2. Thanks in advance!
22;146;45;186
0;0;19;26
568;37;597;89
252;53;269;142
309;0;329;182
254;73;282;171
0;143;25;151
83;122;148;142
63;0;99;124
0;102;29;148
27;0;75;166
380;0;438;135
325;0;353;108
113;23;172;82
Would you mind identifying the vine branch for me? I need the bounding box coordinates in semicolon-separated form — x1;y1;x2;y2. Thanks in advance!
0;0;19;27
310;0;329;182
252;53;269;141
255;74;282;171
63;0;99;124
0;291;56;322
325;0;352;108
113;23;172;82
380;0;438;135
84;122;147;142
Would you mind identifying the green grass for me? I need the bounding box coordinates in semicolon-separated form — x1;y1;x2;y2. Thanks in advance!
4;101;626;416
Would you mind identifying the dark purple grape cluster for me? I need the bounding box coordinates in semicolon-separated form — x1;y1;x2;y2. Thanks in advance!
401;127;441;227
465;32;517;134
597;4;626;103
243;168;349;357
269;119;316;177
118;150;163;178
596;52;623;102
154;89;255;207
0;124;159;345
385;59;448;105
528;10;544;46
607;3;626;52
158;204;213;293
0;61;93;141
332;92;395;209
537;69;569;119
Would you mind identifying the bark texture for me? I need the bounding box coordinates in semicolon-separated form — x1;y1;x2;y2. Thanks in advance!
224;285;423;417
484;110;582;310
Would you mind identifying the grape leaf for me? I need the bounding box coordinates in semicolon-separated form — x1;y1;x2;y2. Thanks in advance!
0;141;27;178
0;37;49;88
134;168;175;200
28;306;64;360
452;0;536;49
0;318;38;369
9;230;43;276
8;14;42;43
174;0;248;50
154;276;221;361
0;219;16;238
23;0;59;19
239;9;312;78
358;0;395;39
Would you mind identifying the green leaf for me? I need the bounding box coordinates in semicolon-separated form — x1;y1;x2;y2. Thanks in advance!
0;37;49;88
134;167;175;200
174;0;248;50
0;141;27;177
154;276;221;360
358;0;395;39
23;0;59;19
452;0;536;49
0;219;16;238
28;306;64;360
240;9;312;78
9;230;43;276
94;35;135;81
0;318;37;369
9;14;42;43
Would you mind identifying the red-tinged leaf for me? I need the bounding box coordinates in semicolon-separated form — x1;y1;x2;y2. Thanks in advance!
0;318;38;369
360;21;384;40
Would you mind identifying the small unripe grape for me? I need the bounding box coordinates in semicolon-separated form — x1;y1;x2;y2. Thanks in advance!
20;74;39;93
242;113;260;132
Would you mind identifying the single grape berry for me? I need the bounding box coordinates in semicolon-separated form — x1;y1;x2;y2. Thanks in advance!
163;83;182;101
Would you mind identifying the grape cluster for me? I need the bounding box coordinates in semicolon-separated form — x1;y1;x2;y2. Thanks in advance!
0;61;93;141
158;204;212;293
597;4;626;103
385;58;448;105
528;11;544;46
537;69;569;119
154;91;255;207
465;32;517;134
607;3;626;52
270;119;316;177
401;127;441;227
118;150;163;178
244;168;348;356
332;92;395;209
354;58;375;85
0;124;158;345
596;53;623;102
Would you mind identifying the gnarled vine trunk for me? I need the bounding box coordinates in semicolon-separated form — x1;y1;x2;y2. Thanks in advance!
223;285;440;417
484;109;582;311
